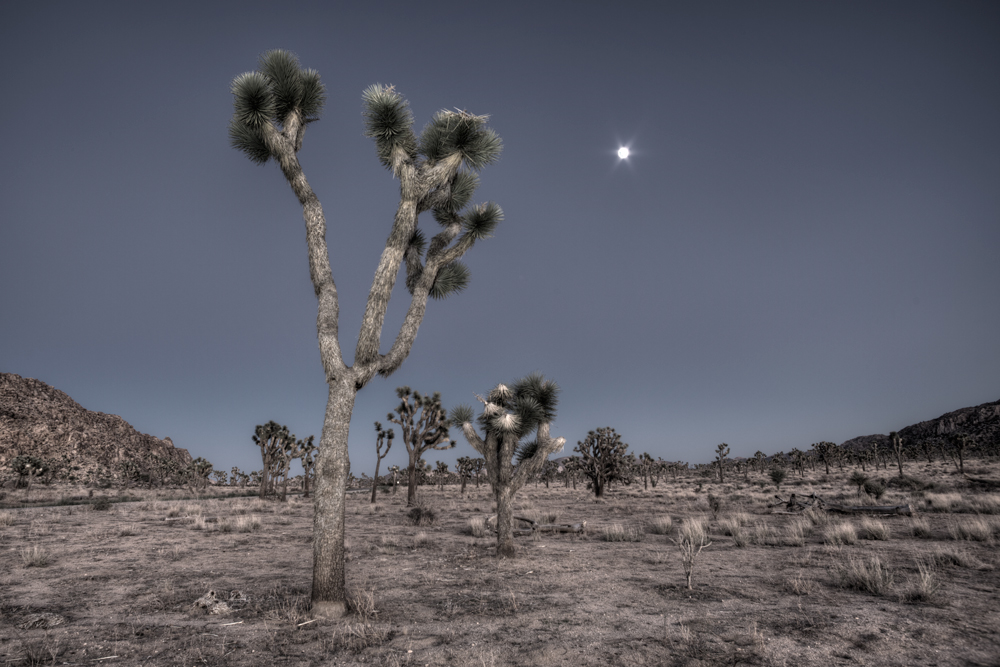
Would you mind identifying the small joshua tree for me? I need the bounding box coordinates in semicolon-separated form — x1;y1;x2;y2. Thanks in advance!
388;387;453;506
889;431;905;477
451;374;565;558
770;467;786;491
300;438;317;498
849;470;869;497
714;443;730;483
252;421;291;499
371;422;394;503
575;427;629;498
672;518;712;590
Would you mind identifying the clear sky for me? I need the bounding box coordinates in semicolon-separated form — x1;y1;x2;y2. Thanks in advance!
2;1;998;478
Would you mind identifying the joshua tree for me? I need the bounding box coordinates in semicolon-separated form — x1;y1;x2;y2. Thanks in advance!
714;443;730;483
252;421;291;499
575;427;630;498
190;457;214;488
229;50;504;616
752;450;767;475
388;464;401;494
387;387;454;506
371;422;394;503
300;438;317;498
456;456;474;494
277;435;313;500
770;467;786;491
470;457;486;487
812;441;836;475
451;374;565;558
947;433;968;473
849;470;869;497
889;431;905;477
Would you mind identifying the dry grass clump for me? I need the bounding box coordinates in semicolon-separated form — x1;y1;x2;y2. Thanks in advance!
948;516;994;542
925;492;964;513
236;514;261;533
903;559;940;603
21;545;50;568
783;520;807;547
833;554;894;596
784;573;817;596
0;511;15;527
967;494;1000;514
717;510;751;536
931;547;989;570
218;517;233;533
824;522;858;545
413;532;432;548
859;517;891;541
910;516;933;538
647;515;673;535
468;516;489;538
165;504;183;518
117;523;140;537
803;507;830;527
601;523;643;542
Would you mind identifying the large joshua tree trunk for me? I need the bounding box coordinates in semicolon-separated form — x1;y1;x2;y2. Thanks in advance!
495;483;517;558
311;380;355;618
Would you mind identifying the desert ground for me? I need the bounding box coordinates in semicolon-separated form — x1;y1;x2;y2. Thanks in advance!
1;461;999;666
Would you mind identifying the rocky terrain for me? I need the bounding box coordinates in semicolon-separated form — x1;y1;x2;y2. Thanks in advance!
0;373;191;483
841;398;1000;453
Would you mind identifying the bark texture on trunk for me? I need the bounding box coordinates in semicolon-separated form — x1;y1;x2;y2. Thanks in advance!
495;484;516;558
310;379;356;618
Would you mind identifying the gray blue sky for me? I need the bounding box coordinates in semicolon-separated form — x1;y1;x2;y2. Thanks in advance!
2;1;998;477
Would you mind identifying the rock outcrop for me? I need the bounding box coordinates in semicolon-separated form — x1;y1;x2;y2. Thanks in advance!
0;372;192;482
840;399;1000;452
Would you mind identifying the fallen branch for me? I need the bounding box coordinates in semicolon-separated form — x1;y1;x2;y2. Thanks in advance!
767;493;912;516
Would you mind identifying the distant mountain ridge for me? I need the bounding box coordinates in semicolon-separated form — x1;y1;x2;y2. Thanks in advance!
0;373;192;481
840;398;1000;452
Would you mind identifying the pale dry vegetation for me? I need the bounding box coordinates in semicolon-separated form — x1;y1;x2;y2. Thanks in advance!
0;459;998;665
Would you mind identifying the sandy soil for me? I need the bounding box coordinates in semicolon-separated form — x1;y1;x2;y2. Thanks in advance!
1;462;998;666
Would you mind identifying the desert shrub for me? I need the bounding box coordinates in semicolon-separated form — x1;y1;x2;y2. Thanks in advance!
0;511;14;527
948;516;993;542
647;515;673;535
91;497;112;511
770;469;786;490
672;518;712;589
218;518;233;533
862;480;886;501
165;504;183;518
859;517;891;541
834;554;894;595
601;523;643;542
407;505;436;526
21;545;50;567
910;516;933;538
468;516;489;538
706;493;723;519
824;522;858;545
191;516;207;531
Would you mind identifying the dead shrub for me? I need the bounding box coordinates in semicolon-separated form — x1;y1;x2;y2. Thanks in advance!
671;518;712;589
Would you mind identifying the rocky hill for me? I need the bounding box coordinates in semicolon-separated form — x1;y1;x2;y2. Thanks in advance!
0;373;192;483
840;398;1000;452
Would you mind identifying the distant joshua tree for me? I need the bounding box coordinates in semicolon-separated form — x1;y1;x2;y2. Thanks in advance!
451;374;565;558
714;443;729;483
889;431;905;477
388;387;454;506
575;427;630;498
371;422;394;503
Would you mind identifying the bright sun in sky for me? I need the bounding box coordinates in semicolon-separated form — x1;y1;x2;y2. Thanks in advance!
617;147;630;159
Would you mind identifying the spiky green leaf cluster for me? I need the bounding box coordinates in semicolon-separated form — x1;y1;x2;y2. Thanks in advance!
462;201;503;240
228;50;326;164
474;375;560;445
419;110;502;171
362;84;417;170
451;404;475;426
429;261;469;299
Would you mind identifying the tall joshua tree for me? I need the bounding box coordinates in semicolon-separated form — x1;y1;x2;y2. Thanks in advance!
387;387;454;506
451;374;565;558
252;421;290;499
371;422;394;504
229;50;504;617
